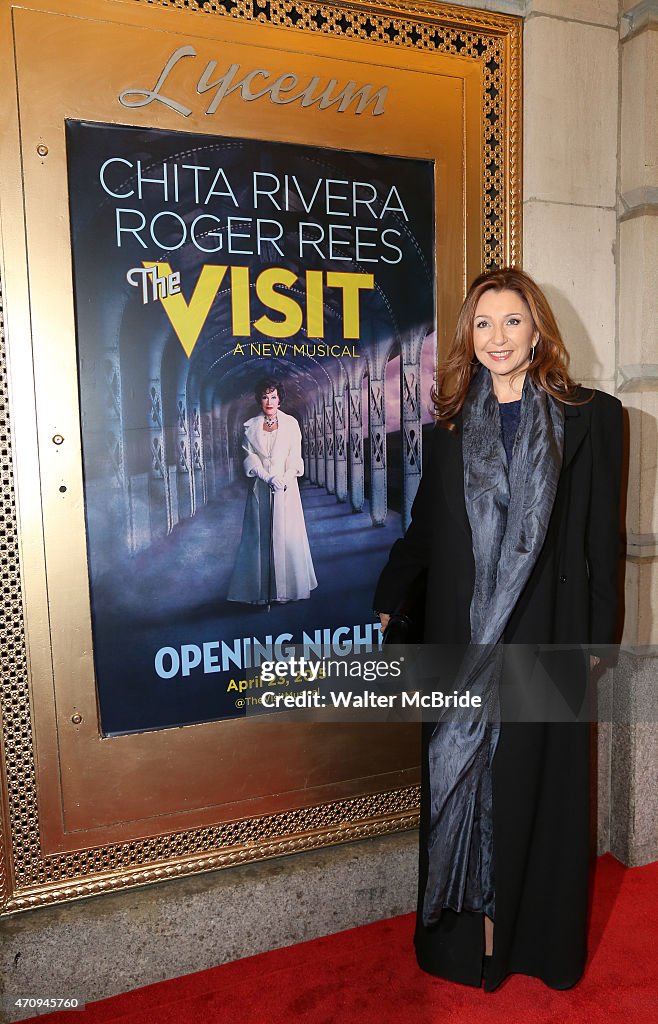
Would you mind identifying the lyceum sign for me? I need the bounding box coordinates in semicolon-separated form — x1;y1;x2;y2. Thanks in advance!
119;46;389;118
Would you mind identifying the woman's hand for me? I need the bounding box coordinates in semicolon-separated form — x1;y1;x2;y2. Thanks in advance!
378;613;391;631
269;475;287;491
589;655;601;671
249;463;270;483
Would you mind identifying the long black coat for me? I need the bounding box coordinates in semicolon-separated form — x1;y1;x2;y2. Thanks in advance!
374;387;623;991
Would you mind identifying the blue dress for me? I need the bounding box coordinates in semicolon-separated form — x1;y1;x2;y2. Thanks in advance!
498;399;522;464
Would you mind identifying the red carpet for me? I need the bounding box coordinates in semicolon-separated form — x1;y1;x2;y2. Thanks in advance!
24;854;657;1024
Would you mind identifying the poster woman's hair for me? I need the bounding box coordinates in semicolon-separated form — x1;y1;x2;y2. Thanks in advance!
432;267;588;425
254;378;286;405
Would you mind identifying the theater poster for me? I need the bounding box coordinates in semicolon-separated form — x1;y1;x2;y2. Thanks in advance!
66;120;435;735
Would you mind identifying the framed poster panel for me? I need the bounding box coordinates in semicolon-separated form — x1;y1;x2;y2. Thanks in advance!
0;0;521;911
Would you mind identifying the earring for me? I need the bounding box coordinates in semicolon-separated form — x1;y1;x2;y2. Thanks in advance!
530;345;535;361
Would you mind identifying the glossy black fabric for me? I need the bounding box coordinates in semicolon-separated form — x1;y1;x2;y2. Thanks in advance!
373;386;623;990
423;369;564;927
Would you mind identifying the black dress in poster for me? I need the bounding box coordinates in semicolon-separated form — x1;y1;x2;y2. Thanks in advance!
66;120;435;734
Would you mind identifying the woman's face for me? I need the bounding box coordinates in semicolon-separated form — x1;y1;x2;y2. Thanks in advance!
260;389;280;416
472;288;536;386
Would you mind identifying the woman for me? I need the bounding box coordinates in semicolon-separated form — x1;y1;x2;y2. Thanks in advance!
374;268;623;991
228;379;317;604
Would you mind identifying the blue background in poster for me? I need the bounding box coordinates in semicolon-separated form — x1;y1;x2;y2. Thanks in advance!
66;120;435;734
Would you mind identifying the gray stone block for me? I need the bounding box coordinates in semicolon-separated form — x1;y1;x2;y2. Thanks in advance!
610;650;658;865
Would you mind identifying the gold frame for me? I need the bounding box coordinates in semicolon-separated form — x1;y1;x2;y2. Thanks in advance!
0;0;521;914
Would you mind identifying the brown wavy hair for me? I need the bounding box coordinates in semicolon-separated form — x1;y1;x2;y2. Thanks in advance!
431;267;589;426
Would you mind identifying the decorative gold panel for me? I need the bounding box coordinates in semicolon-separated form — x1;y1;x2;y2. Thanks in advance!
0;0;521;913
134;0;521;271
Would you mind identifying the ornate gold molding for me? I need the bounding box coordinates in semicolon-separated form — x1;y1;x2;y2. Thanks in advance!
0;275;25;911
5;802;420;912
129;0;523;269
0;0;521;914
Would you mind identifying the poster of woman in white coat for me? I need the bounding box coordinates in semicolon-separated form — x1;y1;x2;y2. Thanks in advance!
65;121;435;732
228;379;317;605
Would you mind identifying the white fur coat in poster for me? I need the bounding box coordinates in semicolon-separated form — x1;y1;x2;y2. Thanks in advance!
227;410;317;603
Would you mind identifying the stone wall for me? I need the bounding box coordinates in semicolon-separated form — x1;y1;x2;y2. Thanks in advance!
613;0;658;867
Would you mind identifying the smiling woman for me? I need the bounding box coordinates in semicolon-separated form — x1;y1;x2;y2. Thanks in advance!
374;267;623;992
472;289;537;402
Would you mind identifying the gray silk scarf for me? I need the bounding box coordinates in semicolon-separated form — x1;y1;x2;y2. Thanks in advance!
422;366;564;928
